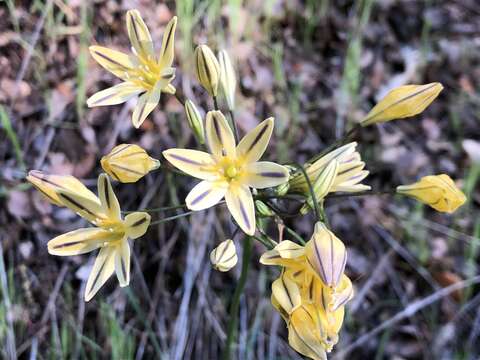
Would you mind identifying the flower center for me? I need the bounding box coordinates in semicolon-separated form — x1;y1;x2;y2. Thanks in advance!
226;165;238;179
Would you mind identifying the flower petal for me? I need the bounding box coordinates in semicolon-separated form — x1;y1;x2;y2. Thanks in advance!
131;84;161;128
124;212;151;239
205;111;236;158
26;170;99;207
244;161;289;189
271;274;302;315
126;9;154;60
162;148;217;180
47;228;114;256
114;240;131;287
186;180;227;210
225;185;255;235
236;117;274;163
158;16;177;69
305;222;347;288
85;246;116;301
89;46;135;80
98;173;121;219
57;188;105;225
87;82;143;107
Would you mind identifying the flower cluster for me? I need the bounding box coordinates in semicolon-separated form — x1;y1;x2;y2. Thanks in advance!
261;223;353;359
25;8;469;360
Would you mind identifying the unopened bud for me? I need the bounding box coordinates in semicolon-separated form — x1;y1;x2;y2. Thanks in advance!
218;50;236;110
185;100;205;144
194;45;221;97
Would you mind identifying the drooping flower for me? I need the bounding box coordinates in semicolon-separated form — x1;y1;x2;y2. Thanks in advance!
101;143;160;183
396;174;466;213
163;110;289;235
87;10;177;128
35;173;150;301
361;82;443;126
260;223;354;359
210;239;238;271
289;142;370;197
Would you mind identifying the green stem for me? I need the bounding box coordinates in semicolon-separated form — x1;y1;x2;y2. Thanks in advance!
213;95;220;110
149;211;195;226
284;224;306;245
228;109;240;144
123;204;187;214
224;236;252;359
310;123;361;163
291;163;321;222
327;189;395;199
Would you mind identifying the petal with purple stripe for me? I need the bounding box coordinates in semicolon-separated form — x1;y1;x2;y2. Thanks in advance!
244;161;289;189
186;180;227;211
225;185;255;235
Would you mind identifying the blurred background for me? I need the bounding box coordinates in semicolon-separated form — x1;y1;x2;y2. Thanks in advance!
1;0;480;359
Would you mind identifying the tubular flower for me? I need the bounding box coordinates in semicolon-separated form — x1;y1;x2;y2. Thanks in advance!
163;111;289;235
210;239;238;271
289;142;370;196
260;223;354;359
361;82;443;126
26;170;98;207
101;143;160;183
396;174;466;213
87;10;177;128
41;173;150;301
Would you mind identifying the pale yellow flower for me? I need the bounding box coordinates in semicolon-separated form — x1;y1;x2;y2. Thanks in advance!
361;82;443;126
218;50;236;110
87;10;177;128
101;143;160;183
289;142;370;195
210;239;238;271
397;174;466;213
163;111;289;235
261;223;354;359
39;173;150;301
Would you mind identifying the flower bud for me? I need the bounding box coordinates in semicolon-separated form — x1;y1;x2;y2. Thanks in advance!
194;45;221;97
255;200;275;217
396;174;466;213
305;222;347;288
218;50;236;110
210;239;237;272
185;100;205;144
26;170;98;206
361;82;443;126
101;144;160;183
275;181;290;196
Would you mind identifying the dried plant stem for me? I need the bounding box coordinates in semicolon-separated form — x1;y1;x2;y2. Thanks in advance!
224;236;252;360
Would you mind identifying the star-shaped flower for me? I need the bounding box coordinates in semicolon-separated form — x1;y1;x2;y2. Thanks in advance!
163;111;289;235
44;173;150;301
87;10;177;128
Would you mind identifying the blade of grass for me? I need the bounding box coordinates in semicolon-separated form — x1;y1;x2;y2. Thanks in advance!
0;106;26;171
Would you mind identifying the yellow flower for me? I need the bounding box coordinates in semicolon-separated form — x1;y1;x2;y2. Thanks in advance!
396;174;466;213
26;170;98;207
210;239;238;271
87;10;177;128
44;173;150;301
101;144;160;183
361;82;443;126
194;45;221;97
261;224;354;359
289;142;370;195
163;111;289;235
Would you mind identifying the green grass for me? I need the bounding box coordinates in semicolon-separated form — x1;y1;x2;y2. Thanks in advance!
0;105;25;171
